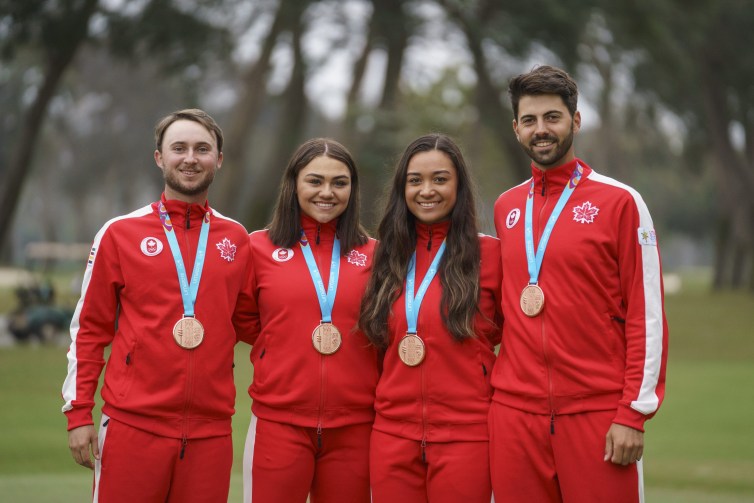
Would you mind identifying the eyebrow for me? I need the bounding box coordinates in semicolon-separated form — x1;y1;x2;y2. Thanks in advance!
303;173;350;179
407;169;452;176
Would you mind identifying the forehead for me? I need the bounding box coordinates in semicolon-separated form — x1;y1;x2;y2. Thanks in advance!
298;155;351;177
517;94;570;118
407;150;455;173
162;119;216;145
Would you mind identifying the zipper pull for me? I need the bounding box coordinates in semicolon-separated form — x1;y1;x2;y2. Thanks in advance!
421;438;427;463
316;224;321;245
180;435;188;459
427;226;432;251
186;207;191;229
316;424;323;449
550;412;555;435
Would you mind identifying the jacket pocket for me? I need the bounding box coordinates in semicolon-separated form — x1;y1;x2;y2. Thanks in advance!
115;342;137;399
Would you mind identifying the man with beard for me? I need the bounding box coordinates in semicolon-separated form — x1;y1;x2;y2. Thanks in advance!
489;66;669;502
62;109;257;502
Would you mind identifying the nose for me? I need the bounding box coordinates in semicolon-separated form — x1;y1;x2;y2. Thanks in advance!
184;148;198;163
320;183;334;197
534;118;549;136
419;182;435;197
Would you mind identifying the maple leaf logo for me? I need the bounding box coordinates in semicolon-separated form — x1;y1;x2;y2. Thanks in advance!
216;238;237;262
346;249;367;267
572;201;599;224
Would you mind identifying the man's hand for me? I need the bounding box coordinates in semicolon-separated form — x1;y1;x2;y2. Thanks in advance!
68;425;100;470
604;423;643;465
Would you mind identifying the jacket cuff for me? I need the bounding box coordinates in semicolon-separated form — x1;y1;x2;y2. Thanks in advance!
612;404;647;432
65;408;94;431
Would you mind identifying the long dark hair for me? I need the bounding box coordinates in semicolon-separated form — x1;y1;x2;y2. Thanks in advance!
268;138;368;253
359;133;481;349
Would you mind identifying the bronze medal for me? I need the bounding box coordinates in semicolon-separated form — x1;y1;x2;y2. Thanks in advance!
173;316;204;349
312;323;342;355
398;333;426;367
520;284;545;317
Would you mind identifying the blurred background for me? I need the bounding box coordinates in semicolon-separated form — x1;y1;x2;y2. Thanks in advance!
0;0;752;501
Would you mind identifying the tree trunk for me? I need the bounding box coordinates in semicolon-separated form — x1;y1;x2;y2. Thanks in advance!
242;9;309;231
443;1;530;181
0;0;98;255
214;0;289;215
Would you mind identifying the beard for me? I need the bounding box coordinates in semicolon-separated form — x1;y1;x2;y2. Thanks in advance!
163;168;216;197
520;128;575;168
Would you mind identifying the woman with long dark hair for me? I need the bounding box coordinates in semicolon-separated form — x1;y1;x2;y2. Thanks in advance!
239;138;377;503
360;133;502;502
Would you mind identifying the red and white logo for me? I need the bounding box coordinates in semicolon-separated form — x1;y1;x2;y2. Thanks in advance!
572;201;599;224
272;248;294;262
140;237;163;256
506;208;521;229
346;249;367;267
216;238;237;262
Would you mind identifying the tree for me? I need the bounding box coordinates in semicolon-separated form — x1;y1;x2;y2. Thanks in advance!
0;0;99;254
605;0;754;290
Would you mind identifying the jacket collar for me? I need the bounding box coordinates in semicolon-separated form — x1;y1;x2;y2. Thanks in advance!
530;158;591;196
300;213;337;246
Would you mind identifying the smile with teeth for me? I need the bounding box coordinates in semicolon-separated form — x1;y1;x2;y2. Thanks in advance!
419;202;439;208
533;140;555;147
314;202;336;208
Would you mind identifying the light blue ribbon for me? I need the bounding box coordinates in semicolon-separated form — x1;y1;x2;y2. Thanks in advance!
405;240;446;334
299;234;341;323
158;202;210;318
524;164;583;284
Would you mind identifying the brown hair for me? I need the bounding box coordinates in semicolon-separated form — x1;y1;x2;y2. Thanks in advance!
508;65;578;121
359;133;482;349
154;108;224;152
268;138;368;253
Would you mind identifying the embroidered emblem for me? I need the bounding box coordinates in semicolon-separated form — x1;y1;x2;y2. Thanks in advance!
637;227;657;246
346;249;367;267
216;238;237;262
272;248;294;262
140;237;163;257
506;208;521;229
572;201;599;224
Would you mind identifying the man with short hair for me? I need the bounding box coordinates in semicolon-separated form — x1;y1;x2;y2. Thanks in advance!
490;65;669;502
62;108;256;502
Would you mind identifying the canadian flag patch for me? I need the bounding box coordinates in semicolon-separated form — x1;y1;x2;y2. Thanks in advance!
572;201;599;224
216;238;237;262
346;249;367;267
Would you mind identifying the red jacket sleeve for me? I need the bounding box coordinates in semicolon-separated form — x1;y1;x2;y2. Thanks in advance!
61;227;123;430
612;194;669;431
233;233;261;346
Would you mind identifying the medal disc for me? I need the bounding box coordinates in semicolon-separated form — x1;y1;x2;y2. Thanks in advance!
312;323;342;355
520;284;545;317
173;317;204;349
398;333;426;367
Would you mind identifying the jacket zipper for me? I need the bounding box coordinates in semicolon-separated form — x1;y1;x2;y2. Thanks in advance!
180;206;196;456
421;365;428;463
538;174;556;434
427;225;433;251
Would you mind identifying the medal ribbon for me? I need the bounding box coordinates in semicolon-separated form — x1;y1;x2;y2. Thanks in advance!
405;240;446;334
299;232;341;323
158;202;210;318
524;164;583;285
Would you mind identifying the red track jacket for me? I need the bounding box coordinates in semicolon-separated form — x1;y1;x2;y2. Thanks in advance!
373;221;503;442
492;159;669;431
241;215;379;429
62;195;257;439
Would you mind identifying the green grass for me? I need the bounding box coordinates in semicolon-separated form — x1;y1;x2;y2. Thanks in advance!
1;276;753;501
